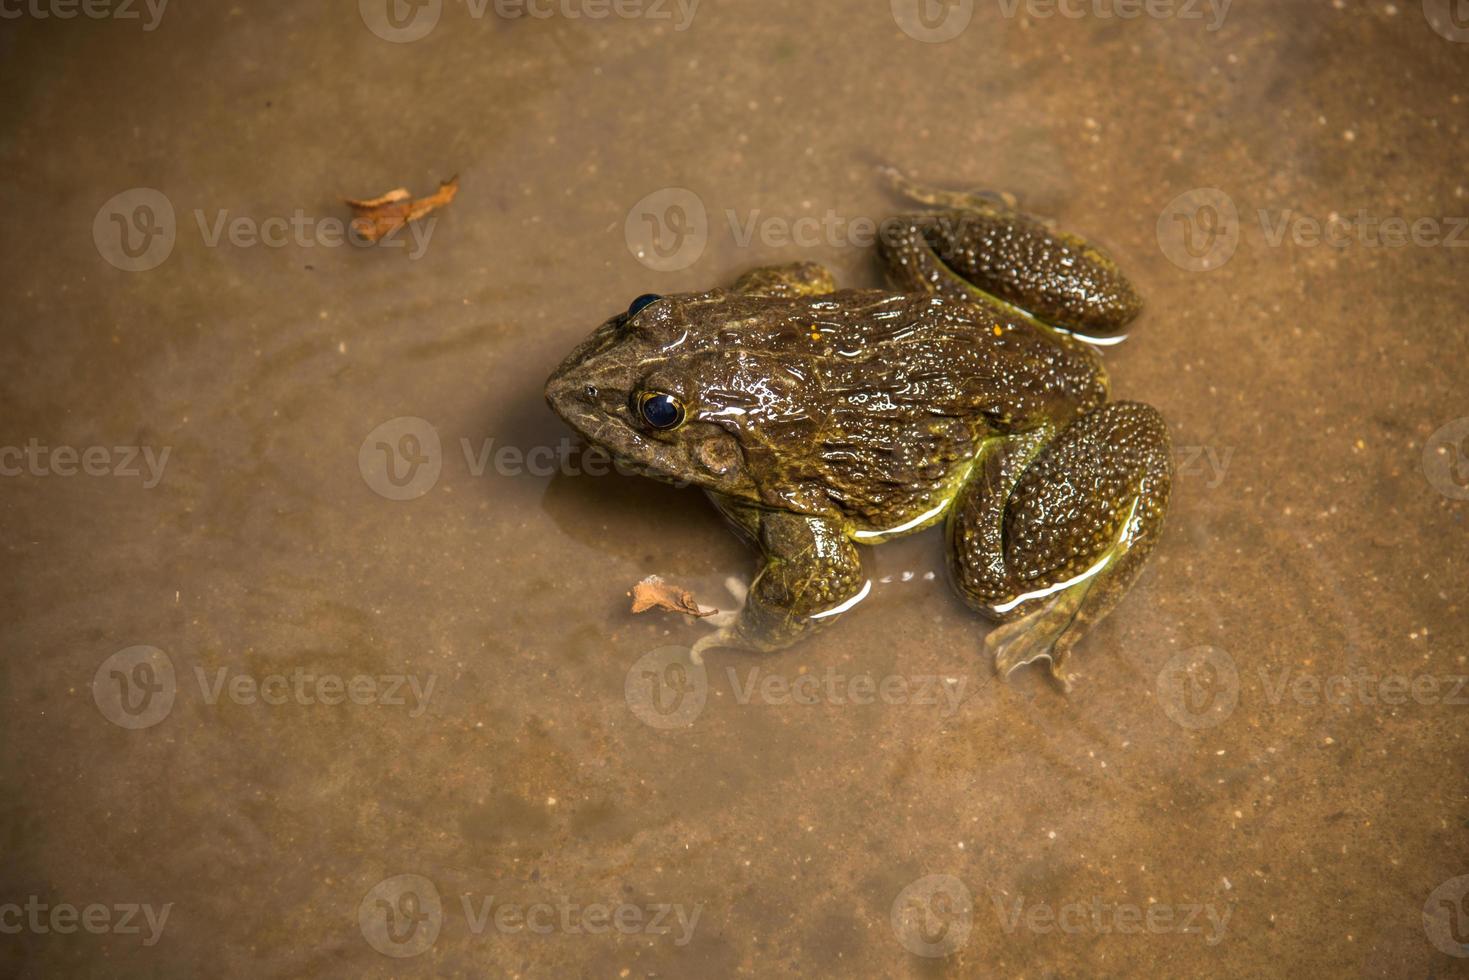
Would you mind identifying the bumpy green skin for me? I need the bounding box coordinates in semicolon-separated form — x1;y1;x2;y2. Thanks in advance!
546;180;1172;685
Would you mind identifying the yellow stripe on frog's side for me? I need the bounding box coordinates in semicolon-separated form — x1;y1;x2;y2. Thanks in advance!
849;456;981;545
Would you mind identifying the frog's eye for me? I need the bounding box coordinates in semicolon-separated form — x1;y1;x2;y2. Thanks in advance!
635;391;686;431
627;293;662;318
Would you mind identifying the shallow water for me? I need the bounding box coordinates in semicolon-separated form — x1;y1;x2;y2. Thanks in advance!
2;2;1467;977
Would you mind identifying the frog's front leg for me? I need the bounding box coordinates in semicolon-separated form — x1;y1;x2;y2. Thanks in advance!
948;402;1172;687
691;496;867;662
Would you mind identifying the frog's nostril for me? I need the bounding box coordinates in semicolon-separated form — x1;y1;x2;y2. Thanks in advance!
583;384;599;402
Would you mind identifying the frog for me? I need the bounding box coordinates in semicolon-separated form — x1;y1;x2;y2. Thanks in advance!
545;172;1171;687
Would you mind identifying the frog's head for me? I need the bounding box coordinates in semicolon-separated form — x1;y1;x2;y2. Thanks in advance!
545;291;764;499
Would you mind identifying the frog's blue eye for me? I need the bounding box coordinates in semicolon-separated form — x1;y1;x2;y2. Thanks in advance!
636;391;685;430
627;294;662;318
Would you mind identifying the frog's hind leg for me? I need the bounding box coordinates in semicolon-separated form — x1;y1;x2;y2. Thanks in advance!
948;402;1172;688
876;173;1142;338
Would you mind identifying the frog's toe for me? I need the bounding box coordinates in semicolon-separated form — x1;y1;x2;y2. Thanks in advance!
877;165;1016;211
690;628;737;665
698;577;748;630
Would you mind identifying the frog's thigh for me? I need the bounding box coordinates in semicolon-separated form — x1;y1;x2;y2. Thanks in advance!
947;402;1171;685
878;210;1142;337
732;262;836;298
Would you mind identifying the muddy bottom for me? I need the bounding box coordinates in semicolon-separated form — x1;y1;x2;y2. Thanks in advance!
1;2;1467;977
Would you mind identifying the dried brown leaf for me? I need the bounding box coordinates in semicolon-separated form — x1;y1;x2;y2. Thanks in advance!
345;188;411;209
628;575;716;618
345;177;459;242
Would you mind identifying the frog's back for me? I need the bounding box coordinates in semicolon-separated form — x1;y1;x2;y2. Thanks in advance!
683;288;1106;528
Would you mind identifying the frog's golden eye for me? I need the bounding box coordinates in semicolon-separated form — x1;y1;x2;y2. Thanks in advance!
635;391;686;431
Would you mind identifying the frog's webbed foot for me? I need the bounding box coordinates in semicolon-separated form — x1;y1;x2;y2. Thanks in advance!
700;577;749;630
689;578;750;664
985;588;1089;691
948;402;1172;687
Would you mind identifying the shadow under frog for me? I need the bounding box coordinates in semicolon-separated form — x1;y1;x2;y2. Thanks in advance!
545;172;1172;688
